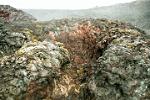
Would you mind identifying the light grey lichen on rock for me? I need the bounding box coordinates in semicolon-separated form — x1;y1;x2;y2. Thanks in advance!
0;22;26;57
89;36;150;100
0;40;70;100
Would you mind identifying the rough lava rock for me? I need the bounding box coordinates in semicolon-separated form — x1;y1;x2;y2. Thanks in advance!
0;40;70;100
88;36;150;100
0;21;26;57
49;18;150;100
0;5;36;22
87;25;150;99
1;18;150;100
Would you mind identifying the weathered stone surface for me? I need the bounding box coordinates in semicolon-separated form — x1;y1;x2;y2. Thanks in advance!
87;29;150;100
53;18;150;100
0;41;70;100
0;5;36;22
1;17;150;100
0;22;26;57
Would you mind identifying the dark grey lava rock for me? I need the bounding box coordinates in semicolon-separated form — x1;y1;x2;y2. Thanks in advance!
52;18;150;100
89;35;150;100
0;5;36;22
0;22;26;57
0;41;70;100
1;18;150;100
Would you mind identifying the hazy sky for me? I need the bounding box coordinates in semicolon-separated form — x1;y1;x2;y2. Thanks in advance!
0;0;136;9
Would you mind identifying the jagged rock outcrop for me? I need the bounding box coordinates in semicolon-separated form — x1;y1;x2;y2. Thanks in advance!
79;19;150;100
0;19;71;100
0;41;70;100
0;21;26;57
54;18;150;100
1;18;150;100
88;36;150;100
0;5;36;22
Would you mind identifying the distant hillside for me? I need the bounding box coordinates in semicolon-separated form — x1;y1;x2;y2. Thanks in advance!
23;0;150;33
23;9;88;20
0;5;36;22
